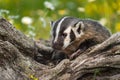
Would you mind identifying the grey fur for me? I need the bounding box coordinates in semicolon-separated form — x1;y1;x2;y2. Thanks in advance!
51;16;111;58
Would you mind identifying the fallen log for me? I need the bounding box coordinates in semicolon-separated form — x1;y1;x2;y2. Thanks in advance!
0;18;120;80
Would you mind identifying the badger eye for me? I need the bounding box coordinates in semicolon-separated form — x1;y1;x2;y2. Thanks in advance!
62;33;67;38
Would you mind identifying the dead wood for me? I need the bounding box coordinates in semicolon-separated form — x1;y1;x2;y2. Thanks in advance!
0;18;120;80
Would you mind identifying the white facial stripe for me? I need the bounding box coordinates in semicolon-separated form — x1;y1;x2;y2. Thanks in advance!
63;26;72;49
54;17;68;43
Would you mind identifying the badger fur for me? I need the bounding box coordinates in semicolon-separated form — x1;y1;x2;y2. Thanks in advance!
51;16;111;59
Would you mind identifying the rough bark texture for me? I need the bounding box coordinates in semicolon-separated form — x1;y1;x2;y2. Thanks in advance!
0;18;120;80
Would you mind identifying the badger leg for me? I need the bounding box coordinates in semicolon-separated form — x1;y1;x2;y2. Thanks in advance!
70;49;85;60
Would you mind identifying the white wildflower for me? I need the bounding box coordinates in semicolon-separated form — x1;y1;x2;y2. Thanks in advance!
78;7;85;12
8;15;19;19
0;9;9;14
28;25;35;30
21;17;33;25
28;31;36;37
88;0;96;2
39;17;46;27
44;1;55;10
99;18;107;26
0;9;9;16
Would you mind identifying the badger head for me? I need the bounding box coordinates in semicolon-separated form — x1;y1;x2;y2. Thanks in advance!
50;17;85;54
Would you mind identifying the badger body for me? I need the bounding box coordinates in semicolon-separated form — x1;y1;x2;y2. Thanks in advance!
51;17;111;58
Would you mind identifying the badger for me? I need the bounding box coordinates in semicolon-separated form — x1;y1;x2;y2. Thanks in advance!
50;16;111;59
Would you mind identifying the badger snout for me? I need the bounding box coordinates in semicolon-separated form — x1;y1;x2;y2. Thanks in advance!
52;41;63;50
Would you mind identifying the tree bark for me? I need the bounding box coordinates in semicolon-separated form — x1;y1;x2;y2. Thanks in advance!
0;18;120;80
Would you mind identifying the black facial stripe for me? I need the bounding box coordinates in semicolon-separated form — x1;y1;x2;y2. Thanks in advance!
70;29;76;42
77;25;81;34
59;18;70;34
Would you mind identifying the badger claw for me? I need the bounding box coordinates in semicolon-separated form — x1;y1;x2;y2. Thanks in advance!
70;49;81;60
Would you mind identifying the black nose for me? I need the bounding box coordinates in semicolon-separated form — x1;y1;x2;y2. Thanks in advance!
52;42;62;50
52;42;58;49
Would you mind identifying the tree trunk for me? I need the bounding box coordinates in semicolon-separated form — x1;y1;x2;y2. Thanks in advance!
0;18;120;80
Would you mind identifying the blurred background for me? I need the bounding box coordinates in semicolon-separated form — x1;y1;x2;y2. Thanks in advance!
0;0;120;40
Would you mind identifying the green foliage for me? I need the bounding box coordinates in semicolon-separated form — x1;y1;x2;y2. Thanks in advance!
0;0;120;39
93;69;101;80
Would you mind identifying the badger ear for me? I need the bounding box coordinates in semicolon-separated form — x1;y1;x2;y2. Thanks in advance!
74;21;85;33
50;21;54;27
